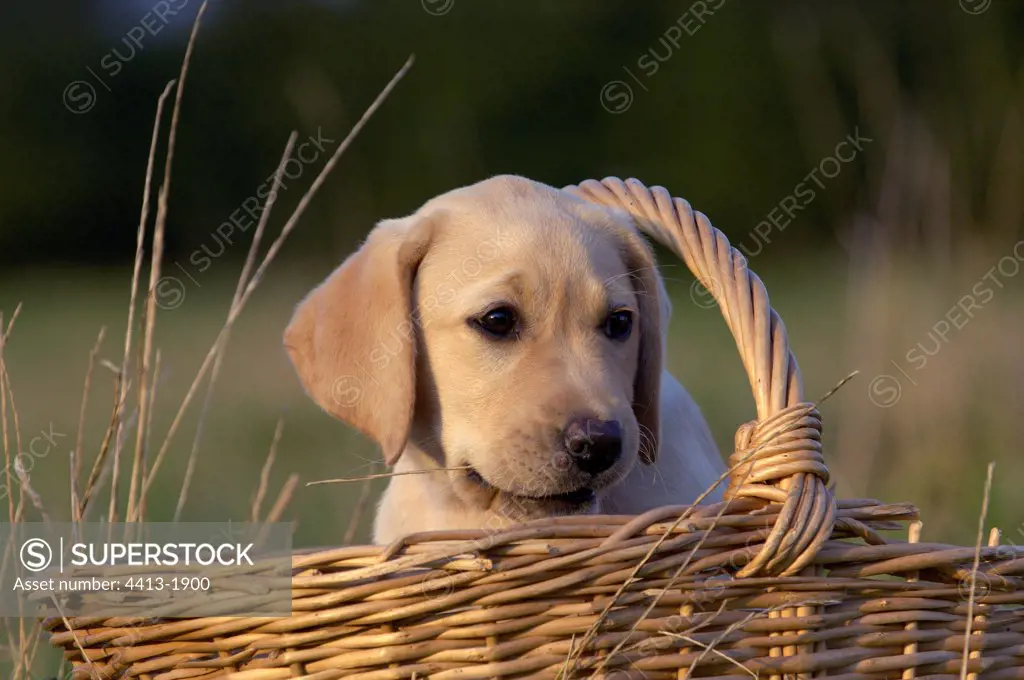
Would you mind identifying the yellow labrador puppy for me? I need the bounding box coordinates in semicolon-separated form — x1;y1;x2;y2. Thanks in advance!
285;175;725;543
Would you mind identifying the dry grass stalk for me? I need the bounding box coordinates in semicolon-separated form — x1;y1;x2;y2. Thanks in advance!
174;131;298;522
78;374;130;520
0;309;17;524
250;417;286;524
9;26;412;680
71;327;106;523
0;344;31;680
692;607;784;679
265;474;299;525
108;78;176;526
250;422;294;548
0;309;26;524
11;622;45;680
1;346;25;525
343;465;377;544
307;465;472;486
43;2;206;675
141;54;415;501
1;305;22;342
0;309;47;680
0;312;23;678
13;455;49;524
960;462;995;680
125;269;157;523
136;349;162;525
255;473;300;548
126;0;210;525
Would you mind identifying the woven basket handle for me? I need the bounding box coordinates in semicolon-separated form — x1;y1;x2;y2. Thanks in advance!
564;177;836;578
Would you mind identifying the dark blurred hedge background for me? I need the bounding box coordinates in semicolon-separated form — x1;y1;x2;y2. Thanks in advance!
2;1;1018;268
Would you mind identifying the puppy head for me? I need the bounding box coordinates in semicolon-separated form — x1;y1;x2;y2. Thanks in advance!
285;175;664;522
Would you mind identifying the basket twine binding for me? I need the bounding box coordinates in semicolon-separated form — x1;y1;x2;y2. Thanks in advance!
565;177;834;579
44;178;1024;679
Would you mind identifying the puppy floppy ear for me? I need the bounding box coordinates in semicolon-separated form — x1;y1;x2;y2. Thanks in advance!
284;213;437;465
616;227;665;465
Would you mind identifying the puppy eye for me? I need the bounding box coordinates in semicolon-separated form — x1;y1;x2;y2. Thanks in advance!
603;310;633;341
472;306;519;339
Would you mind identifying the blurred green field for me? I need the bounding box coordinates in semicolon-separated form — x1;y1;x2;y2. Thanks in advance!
1;245;1020;553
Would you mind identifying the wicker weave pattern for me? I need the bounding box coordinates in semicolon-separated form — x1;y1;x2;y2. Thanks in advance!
46;178;1024;679
564;178;833;579
45;501;1024;678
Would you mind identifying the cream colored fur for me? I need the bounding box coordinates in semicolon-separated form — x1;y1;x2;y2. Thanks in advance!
285;175;725;543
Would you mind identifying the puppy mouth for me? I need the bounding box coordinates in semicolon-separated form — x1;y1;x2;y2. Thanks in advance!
465;467;596;506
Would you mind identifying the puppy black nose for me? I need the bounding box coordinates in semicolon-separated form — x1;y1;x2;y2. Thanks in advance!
562;417;622;475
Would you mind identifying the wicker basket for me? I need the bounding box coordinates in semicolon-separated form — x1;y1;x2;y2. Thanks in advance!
47;178;1024;679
